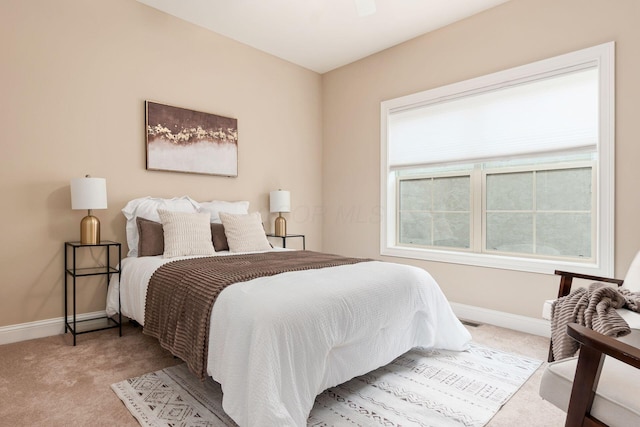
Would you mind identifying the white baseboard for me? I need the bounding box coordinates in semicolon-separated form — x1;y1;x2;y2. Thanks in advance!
0;311;107;346
451;302;550;338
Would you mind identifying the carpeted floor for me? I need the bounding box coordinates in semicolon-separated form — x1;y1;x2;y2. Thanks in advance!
0;322;566;426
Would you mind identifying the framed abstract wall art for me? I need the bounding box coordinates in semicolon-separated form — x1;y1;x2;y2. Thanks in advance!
145;101;238;177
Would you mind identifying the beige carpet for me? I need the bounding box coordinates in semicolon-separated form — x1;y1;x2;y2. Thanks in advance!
0;322;566;426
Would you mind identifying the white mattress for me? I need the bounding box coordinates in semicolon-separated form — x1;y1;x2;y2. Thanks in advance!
106;251;471;426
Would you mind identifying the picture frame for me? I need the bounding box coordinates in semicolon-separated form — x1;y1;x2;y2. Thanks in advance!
145;101;238;177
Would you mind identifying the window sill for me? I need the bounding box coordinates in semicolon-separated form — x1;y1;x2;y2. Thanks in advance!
381;245;612;277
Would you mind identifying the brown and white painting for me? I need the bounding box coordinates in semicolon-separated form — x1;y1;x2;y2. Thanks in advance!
145;101;238;177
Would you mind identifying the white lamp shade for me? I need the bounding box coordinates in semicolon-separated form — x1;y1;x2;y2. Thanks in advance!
270;190;291;213
70;177;108;210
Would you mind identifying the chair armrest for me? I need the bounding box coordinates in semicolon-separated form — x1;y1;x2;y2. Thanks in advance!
567;323;640;368
564;324;640;426
554;270;624;285
554;270;623;298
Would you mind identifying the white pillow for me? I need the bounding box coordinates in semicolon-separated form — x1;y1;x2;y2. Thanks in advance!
199;200;250;223
623;251;640;293
158;210;215;258
219;212;272;253
122;196;200;257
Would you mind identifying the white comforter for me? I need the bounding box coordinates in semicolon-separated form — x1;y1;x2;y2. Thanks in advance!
106;251;471;427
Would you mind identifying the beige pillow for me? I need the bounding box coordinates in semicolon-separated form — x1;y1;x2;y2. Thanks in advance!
219;212;272;253
158;210;215;258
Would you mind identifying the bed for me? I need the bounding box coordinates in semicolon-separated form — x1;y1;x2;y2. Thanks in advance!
105;196;472;426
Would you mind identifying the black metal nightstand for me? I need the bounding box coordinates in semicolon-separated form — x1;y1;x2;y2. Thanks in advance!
266;234;306;250
64;240;121;345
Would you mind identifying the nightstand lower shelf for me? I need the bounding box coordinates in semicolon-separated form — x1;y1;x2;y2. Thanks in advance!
65;316;120;336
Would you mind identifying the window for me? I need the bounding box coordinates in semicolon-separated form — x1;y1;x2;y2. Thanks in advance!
381;43;614;275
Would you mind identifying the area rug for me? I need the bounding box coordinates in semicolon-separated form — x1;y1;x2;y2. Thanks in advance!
111;343;541;427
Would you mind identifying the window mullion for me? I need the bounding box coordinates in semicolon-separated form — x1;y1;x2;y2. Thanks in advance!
473;165;483;253
428;178;432;246
532;170;537;254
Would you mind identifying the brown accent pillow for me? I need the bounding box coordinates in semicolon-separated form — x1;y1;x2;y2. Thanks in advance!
210;222;229;251
136;217;229;256
136;217;165;256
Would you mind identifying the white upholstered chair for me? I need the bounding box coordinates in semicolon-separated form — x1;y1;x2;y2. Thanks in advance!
539;252;640;426
542;252;640;362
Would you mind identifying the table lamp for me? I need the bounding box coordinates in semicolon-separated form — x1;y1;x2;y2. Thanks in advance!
270;190;290;237
70;175;108;245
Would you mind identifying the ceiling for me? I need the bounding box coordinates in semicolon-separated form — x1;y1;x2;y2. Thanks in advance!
137;0;511;74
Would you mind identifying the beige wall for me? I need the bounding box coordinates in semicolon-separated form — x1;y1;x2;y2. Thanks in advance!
3;0;639;330
0;0;323;327
322;0;640;318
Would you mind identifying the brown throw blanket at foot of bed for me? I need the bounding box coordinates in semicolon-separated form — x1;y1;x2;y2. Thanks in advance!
143;251;371;379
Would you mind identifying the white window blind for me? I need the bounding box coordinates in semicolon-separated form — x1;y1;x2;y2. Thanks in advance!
388;67;599;168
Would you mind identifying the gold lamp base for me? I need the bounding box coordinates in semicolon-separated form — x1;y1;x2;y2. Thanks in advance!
80;211;101;245
274;214;287;237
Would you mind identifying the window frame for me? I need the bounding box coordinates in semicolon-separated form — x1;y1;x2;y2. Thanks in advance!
380;42;615;276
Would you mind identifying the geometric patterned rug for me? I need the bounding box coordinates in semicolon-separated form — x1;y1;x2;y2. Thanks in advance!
111;343;541;427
